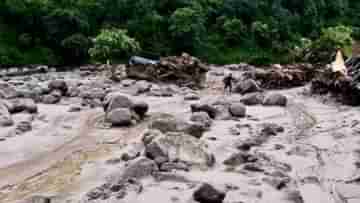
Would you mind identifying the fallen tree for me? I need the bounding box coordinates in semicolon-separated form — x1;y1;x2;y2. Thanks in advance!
126;53;209;88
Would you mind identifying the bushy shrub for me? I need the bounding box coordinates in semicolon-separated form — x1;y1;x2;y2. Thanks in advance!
305;25;353;64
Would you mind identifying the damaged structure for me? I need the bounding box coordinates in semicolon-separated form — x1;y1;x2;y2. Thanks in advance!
311;51;360;105
126;53;209;88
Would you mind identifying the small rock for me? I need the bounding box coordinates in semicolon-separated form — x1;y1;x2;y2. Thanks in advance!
160;162;189;172
193;183;226;203
184;93;200;101
243;163;264;172
16;121;32;134
260;123;285;136
229;127;241;136
68;105;82;112
223;152;258;167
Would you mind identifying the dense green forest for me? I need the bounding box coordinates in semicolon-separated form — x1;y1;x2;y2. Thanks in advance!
0;0;359;65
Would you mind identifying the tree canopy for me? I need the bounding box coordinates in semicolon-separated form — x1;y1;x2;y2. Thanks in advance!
0;0;359;65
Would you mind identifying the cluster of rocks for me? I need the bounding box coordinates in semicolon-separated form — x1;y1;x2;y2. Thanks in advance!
0;98;37;127
126;53;209;88
83;112;219;202
103;93;149;126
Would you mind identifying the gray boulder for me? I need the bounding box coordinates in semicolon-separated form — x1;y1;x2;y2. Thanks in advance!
263;94;287;106
234;79;261;94
150;114;206;138
144;131;215;167
106;108;132;126
103;93;133;113
240;92;265;105
228;103;246;117
190;112;212;128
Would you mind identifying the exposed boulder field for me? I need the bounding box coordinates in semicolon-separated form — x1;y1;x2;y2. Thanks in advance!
1;58;360;203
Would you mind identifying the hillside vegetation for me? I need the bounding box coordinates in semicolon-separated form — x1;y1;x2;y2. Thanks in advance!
0;0;359;65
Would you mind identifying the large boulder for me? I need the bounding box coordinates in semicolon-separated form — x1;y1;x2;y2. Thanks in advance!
150;114;206;138
0;82;18;99
9;98;37;114
240;92;265;105
144;131;215;167
106;108;132;126
103;93;133;113
263;93;288;106
228;103;246;117
234;79;261;94
193;183;226;203
0;102;13;127
190;112;212;128
48;80;68;96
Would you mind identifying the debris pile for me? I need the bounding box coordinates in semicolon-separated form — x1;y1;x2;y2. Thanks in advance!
245;63;316;89
311;51;360;105
126;53;209;88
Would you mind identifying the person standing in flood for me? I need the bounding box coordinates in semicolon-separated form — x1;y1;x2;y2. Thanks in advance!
223;73;234;94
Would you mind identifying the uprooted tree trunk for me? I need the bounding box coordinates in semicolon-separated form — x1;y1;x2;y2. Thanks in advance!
126;53;209;89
